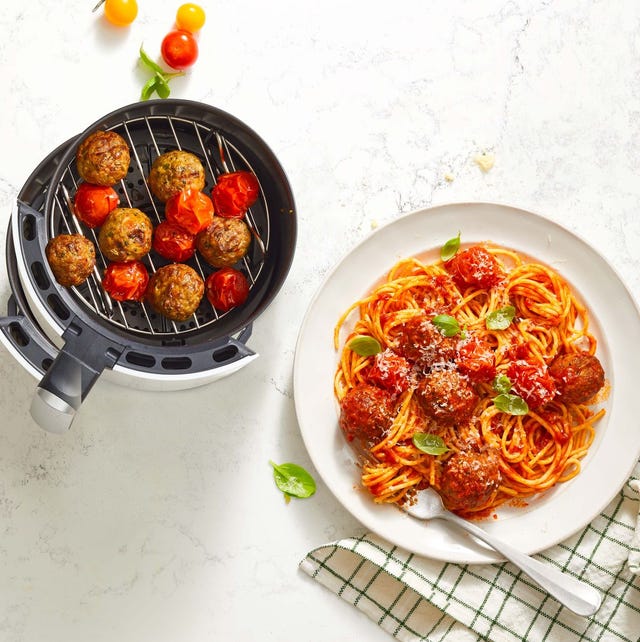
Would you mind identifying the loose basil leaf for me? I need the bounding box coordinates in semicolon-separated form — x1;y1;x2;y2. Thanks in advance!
486;305;516;331
269;461;316;499
413;433;450;456
154;73;171;99
139;45;165;74
441;232;461;262
347;335;382;356
493;374;512;394
493;393;529;415
140;76;159;101
431;314;460;337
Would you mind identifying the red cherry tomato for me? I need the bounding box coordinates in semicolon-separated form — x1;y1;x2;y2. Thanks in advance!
73;183;119;228
152;221;196;262
102;261;149;301
165;188;214;235
161;30;199;70
211;171;260;218
445;246;504;290
506;359;557;409
205;267;249;311
367;350;412;396
457;336;496;383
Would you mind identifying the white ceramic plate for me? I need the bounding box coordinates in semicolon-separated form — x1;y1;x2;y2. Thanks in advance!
293;202;640;563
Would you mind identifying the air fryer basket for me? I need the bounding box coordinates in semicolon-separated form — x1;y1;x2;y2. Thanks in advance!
10;99;297;431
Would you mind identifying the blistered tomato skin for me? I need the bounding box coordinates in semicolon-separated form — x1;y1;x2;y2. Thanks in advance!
152;221;196;262
211;171;260;218
73;183;119;228
205;268;250;311
176;4;206;32
103;0;138;26
165;188;214;235
161;30;199;70
102;261;149;302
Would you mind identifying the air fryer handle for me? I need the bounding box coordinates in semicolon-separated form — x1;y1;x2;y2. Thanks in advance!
30;319;122;433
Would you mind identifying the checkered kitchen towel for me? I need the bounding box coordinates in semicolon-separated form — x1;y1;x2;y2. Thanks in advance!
300;462;640;642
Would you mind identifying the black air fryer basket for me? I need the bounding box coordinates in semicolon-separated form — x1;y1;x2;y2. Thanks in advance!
5;99;297;431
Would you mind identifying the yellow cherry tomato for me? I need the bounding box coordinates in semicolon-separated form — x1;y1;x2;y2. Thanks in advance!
176;3;206;32
104;0;138;26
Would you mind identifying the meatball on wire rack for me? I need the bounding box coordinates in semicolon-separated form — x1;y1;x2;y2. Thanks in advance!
50;106;271;338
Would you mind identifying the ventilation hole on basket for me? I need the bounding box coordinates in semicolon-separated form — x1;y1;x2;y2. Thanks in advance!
125;351;156;368
213;345;239;363
22;215;37;241
30;261;51;290
42;358;53;372
46;294;70;321
161;356;192;370
9;323;29;347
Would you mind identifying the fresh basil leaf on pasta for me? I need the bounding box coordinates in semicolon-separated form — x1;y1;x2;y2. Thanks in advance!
494;393;529;415
269;461;316;500
441;232;461;262
413;433;450;456
493;374;512;394
486;305;516;330
347;335;382;356
432;314;460;337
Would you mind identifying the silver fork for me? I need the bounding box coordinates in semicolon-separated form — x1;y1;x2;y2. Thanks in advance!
404;487;602;616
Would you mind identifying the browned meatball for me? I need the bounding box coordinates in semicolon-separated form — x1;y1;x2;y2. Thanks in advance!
414;369;478;426
391;315;457;369
45;234;96;287
76;130;130;186
147;150;205;203
438;447;502;514
549;352;605;404
339;383;395;443
196;216;251;267
146;263;204;322
98;208;153;262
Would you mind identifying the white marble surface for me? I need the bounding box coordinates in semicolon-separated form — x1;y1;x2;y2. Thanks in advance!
1;1;639;640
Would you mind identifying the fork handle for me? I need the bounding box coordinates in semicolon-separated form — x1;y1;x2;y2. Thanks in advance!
440;512;602;617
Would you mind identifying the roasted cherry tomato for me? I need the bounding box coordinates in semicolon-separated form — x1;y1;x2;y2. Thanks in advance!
103;0;138;26
102;261;149;302
165;188;214;235
211;171;260;218
161;30;199;70
445;246;504;290
205;267;249;311
152;221;196;262
457;336;496;383
73;183;119;228
506;359;557;409
367;350;412;396
176;3;206;32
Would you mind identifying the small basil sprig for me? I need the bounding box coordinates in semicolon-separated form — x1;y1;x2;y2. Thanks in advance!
413;433;450;456
347;335;382;356
139;45;184;100
441;232;461;262
431;314;461;337
493;393;529;415
269;461;316;502
486;305;516;331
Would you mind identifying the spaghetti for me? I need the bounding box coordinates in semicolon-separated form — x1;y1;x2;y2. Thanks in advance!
334;242;607;518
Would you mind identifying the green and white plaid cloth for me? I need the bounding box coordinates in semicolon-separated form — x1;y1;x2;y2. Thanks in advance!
300;462;640;642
